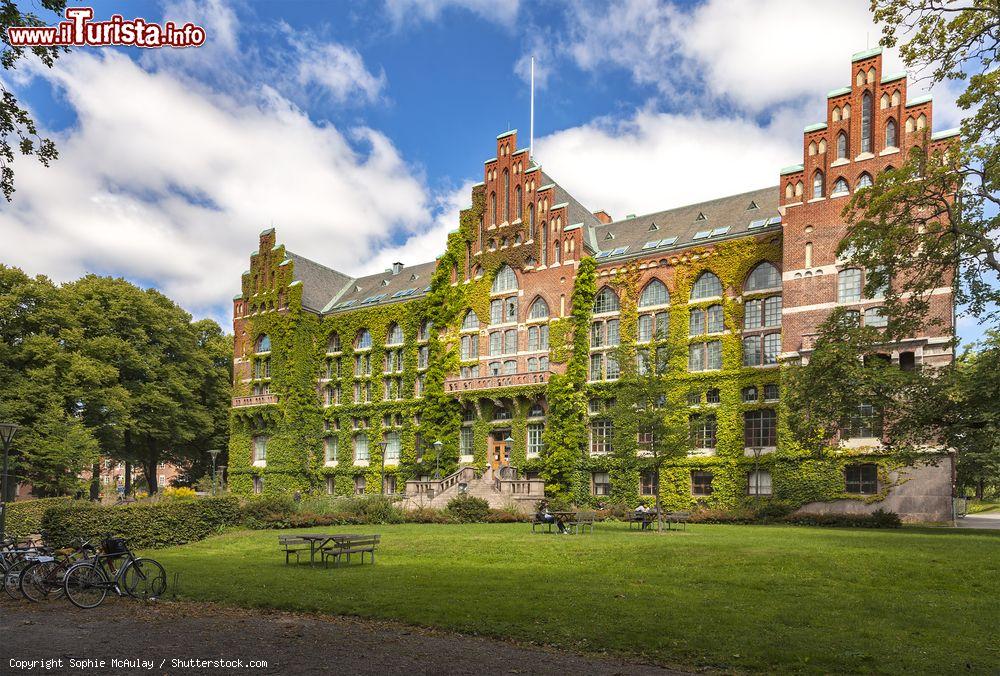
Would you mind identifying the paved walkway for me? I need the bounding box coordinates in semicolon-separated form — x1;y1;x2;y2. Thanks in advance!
955;512;1000;529
1;599;689;675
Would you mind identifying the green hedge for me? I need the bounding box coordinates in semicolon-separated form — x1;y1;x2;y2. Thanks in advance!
41;496;242;548
4;497;73;538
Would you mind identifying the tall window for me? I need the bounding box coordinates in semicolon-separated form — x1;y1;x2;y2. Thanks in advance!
688;341;722;371
593;287;620;314
691;271;722;299
353;434;369;463
748;470;772;496
886;118;897;147
838;268;863;302
691;470;714;496
689;305;723;335
591;420;613;455
845;463;878;494
515;184;522;220
744;296;781;329
384;432;401;464
324;437;338;463
690;414;717;449
355;329;372;350
813;170;825;198
527;324;549;351
253;436;268;462
592;472;610;496
502;170;510;222
541;221;547;265
529;297;549;319
492;265;518;293
745;262;782;292
837;131;848;159
744;409;777;447
462;310;479;331
386;323;404;345
527;423;544;457
639;279;669;307
490;191;496;225
528;203;535;240
460;426;474;456
326;333;341;353
861;91;873;153
640;471;658;495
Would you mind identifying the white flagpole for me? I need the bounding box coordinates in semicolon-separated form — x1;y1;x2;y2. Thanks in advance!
530;56;535;159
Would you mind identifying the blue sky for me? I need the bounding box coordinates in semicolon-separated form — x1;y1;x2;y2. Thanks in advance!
0;0;984;343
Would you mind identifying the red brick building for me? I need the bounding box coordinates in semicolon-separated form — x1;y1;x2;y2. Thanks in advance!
230;49;956;521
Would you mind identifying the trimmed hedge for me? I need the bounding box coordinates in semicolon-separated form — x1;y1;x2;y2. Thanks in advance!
41;496;242;548
4;497;73;537
783;508;902;528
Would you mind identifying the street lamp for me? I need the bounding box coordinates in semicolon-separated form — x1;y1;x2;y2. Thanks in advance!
378;440;389;494
0;422;20;542
207;449;222;496
432;440;443;480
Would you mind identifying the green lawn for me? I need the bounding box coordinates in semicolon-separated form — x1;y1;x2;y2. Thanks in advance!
151;523;1000;674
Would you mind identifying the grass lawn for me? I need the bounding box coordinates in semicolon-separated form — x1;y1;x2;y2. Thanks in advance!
151;523;999;673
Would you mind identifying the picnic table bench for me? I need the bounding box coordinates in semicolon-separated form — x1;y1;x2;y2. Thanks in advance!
566;510;596;534
627;510;691;531
279;533;379;566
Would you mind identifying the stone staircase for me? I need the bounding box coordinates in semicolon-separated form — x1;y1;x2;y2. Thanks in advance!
402;466;545;513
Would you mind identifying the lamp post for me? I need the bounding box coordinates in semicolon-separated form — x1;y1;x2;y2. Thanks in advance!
432;440;443;480
503;435;514;476
0;422;20;543
207;449;222;496
378;440;389;494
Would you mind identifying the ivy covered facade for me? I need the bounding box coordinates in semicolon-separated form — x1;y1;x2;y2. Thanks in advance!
229;49;956;521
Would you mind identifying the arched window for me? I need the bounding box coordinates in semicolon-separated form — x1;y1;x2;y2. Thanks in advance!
491;264;518;293
837;131;848;159
805;242;813;268
905;116;915;133
255;334;271;353
745;262;782;292
639;279;670;307
461;310;479;331
502;170;510;222
861;91;873;153
691;271;723;299
528;203;535;240
832;177;849;195
515;185;522;221
867;67;875;84
856;70;865;86
541;221;548;265
327;333;341;353
886;118;898;147
490;191;496;225
355;329;372;350
418;320;432;341
838;268;863;303
593;287;620;314
386;323;404;345
857;173;873;189
813;170;825;198
528;297;549;319
785;183;794;199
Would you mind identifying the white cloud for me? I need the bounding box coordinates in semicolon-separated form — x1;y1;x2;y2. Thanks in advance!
294;43;386;103
383;0;520;28
0;51;433;321
534;108;799;219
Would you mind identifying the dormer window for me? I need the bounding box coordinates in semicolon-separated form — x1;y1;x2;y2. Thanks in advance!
747;201;759;210
604;232;614;240
695;212;706;221
648;222;659;231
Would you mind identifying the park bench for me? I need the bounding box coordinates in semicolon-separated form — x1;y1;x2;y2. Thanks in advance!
278;535;312;565
665;511;691;531
566;510;596;534
320;534;380;566
531;514;554;533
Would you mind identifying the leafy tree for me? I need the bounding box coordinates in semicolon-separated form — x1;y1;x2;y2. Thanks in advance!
951;333;1000;498
0;0;67;200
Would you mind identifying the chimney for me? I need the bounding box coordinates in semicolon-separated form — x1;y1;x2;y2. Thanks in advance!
392;262;404;275
593;210;613;224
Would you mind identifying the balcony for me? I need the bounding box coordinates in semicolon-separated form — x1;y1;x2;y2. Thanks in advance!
444;370;550;393
232;394;278;408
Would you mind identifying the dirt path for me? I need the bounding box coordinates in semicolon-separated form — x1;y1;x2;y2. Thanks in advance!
1;599;691;675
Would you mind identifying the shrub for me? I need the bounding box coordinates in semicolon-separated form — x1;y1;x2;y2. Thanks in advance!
5;497;72;538
240;494;297;529
160;486;198;501
782;509;902;528
446;494;490;522
754;501;795;522
338;495;405;524
484;508;527;523
403;507;455;524
41;496;242;548
688;507;759;524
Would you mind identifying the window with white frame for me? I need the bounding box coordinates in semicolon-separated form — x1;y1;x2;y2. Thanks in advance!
591;419;613;455
384;432;401;463
386;324;404;346
748;470;772;496
324;437;338;463
639;279;669;307
353;434;369;463
253;436;267;462
592;472;610;496
460;426;474;456
528;297;549;319
838;268;863;303
688;341;722;371
462;310;479;331
527;423;544;457
492;265;518;293
745;262;782;292
593;287;620;314
691;271;722;299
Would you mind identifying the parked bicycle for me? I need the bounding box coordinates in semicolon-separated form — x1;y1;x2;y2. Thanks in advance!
19;539;97;603
62;536;166;609
2;537;47;601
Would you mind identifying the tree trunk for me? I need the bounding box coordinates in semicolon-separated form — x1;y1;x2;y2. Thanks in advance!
123;462;132;494
655;466;663;533
976;478;985;501
143;448;159;495
89;462;101;501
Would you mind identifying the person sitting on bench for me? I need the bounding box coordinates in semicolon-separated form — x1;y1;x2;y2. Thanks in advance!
536;501;567;534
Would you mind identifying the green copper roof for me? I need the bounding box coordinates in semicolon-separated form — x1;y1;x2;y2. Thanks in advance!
804;123;828;133
537;183;555;191
851;47;882;62
233;294;243;301
551;201;569;210
931;128;960;141
259;227;275;236
524;165;541;174
279;259;292;267
779;164;804;176
827;86;851;98
906;94;932;106
881;71;906;83
496;129;517;139
483;157;496;164
563;223;583;232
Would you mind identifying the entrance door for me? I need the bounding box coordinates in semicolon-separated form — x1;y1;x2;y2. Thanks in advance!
490;430;511;470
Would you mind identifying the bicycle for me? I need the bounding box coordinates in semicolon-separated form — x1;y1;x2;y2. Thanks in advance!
2;537;46;601
19;539;97;603
62;536;166;609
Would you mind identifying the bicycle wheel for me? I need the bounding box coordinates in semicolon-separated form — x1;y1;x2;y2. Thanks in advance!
3;559;29;600
121;558;167;599
21;560;64;602
63;562;109;609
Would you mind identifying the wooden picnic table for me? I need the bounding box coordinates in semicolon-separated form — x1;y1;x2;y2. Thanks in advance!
296;534;364;566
